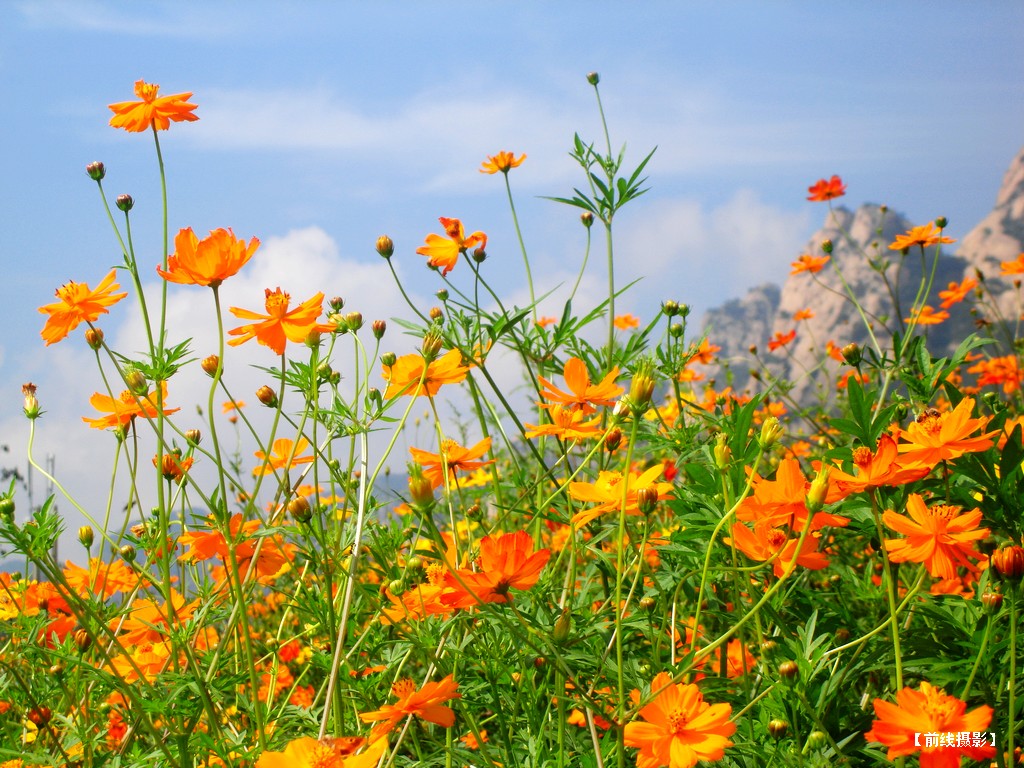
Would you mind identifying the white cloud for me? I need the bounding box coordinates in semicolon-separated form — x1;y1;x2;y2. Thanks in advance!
617;189;814;317
16;0;228;39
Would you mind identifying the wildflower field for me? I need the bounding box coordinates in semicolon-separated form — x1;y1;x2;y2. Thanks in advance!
3;75;1024;768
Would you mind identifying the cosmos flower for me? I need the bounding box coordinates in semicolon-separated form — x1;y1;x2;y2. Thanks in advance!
937;277;977;309
897;397;996;467
864;682;995;767
767;329;796;352
442;531;550;608
228;289;333;356
728;521;828;578
790;254;830;275
524;404;603;440
537;357;622;414
806;175;846;202
882;494;989;579
624;672;735;768
108;80;199;133
382;348;469;398
408;437;494;489
82;382;180;430
904;305;949;326
39;270;127;346
252;438;315;476
480;151;526;174
614;314;641;330
889;223;956;252
569;466;674;527
157;228;259;288
999;253;1024;274
826;434;930;495
257;736;385;768
415;217;487;276
359;674;461;737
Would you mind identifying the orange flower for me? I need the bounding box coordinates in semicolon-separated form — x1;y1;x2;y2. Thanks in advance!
535;316;557;328
442;531;550;608
524;404;603;440
736;459;848;531
408;437;493;489
157;228;259;288
767;329;796;352
538;357;623;414
108;80;199;133
480;151;526;174
257;736;385;768
897;397;997;467
826;434;930;495
825;340;845;362
968;354;1024;394
688;339;720;365
82;381;180;430
614;313;641;330
222;400;246;414
63;558;140;599
253;438;315;476
882;494;989;579
999;253;1024;274
904;305;949;325
359;674;461;737
727;521;828;577
382;348;469;398
793;308;815;321
790;254;829;275
39;270;127;346
179;514;289;580
864;682;995;766
154;451;194;483
806;175;846;202
569;466;674;527
228;288;333;355
624;672;735;768
415;217;487;276
937;277;977;309
889;223;956;251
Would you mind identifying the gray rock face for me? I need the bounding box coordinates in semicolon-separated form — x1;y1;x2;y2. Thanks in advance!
697;142;1024;405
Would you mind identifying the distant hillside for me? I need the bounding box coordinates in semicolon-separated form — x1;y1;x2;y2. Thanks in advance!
701;146;1024;405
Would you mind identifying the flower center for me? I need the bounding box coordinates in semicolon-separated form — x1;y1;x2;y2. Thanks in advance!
766;529;788;549
666;707;689;734
264;289;291;316
391;678;416;699
134;81;160;102
852;447;873;467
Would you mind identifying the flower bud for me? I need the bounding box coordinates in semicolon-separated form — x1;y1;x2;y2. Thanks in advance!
841;343;861;367
317;362;334;380
116;193;134;212
256;385;278;408
466;503;482;521
85;328;105;349
778;659;799;683
586;71;600;85
119;544;136;563
759;416;783;449
0;497;14;521
421;329;444;361
408;464;435;512
376;235;394;258
22;382;40;420
636;487;659;516
805;731;828;750
628;359;656;415
305;329;322;348
124;369;148;395
580;211;594;228
436;289;449;302
288;497;312;523
713;434;731;469
429;307;444;323
666;323;682;339
27;707;52;727
74;628;92;653
86;161;105;181
992;545;1024;581
806;466;830;513
49;662;64;677
767;719;789;740
329;296;344;311
935;216;948;229
345;312;363;331
639;596;656;612
381;351;397;367
759;639;778;657
552;608;572;645
821;239;833;254
472;247;487;263
368;387;382;409
372;320;387;339
981;591;1004;613
201;355;221;377
604;427;622;452
678;304;690;318
185;429;201;446
662;300;679;317
78;526;94;548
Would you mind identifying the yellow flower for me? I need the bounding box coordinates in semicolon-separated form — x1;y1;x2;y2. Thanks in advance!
480;151;526;174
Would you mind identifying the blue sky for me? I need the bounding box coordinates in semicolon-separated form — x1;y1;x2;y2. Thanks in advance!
0;1;1022;550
